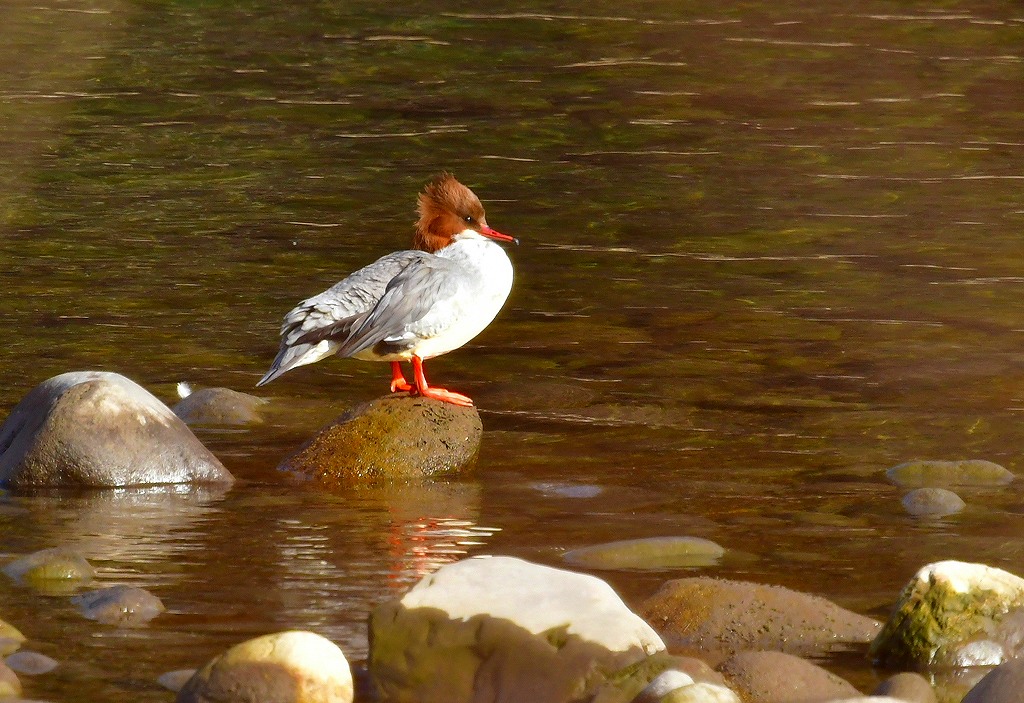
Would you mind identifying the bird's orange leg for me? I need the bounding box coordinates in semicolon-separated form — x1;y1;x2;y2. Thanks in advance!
411;356;473;407
390;361;414;393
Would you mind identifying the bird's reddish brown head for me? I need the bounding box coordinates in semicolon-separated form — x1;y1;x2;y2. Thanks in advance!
414;173;515;252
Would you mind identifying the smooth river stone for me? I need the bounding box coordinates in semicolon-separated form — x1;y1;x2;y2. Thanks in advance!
961;657;1024;703
280;395;481;488
72;585;165;627
901;488;965;517
563;536;725;570
715;651;859;703
872;672;936;703
639;576;880;657
0;619;25;657
172;386;267;426
886;459;1013;488
5;651;58;676
3;548;94;595
369;555;664;703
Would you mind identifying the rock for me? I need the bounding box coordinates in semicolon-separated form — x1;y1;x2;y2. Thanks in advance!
961;657;1024;703
72;585;165;626
872;672;936;703
172;386;267;426
662;683;741;703
0;619;25;657
901;488;965;517
158;669;197;693
280;395;482;488
639;577;881;657
368;555;664;703
563;537;725;570
716;651;859;703
5;651;58;675
177;630;352;703
870;560;1024;668
886;460;1013;488
824;698;906;703
3;548;94;595
634;669;696;703
0;372;234;488
0;661;20;698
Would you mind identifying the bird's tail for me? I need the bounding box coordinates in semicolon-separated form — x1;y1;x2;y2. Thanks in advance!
256;340;338;387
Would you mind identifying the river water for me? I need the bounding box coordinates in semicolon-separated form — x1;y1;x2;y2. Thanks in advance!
2;0;1024;700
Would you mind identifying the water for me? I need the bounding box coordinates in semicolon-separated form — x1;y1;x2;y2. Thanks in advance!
2;0;1024;700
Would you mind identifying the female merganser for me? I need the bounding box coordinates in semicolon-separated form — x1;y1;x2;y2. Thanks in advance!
257;173;517;407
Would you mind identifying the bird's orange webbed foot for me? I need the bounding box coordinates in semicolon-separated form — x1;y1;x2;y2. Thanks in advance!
416;386;475;407
389;362;414;394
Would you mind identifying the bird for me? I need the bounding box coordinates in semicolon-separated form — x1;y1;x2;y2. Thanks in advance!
257;173;517;407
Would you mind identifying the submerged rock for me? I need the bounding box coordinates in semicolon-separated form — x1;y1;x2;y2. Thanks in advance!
280;395;482;488
172;386;267;426
870;560;1024;668
0;372;234;488
563;536;725;570
639;576;880;657
716;650;859;703
72;585;165;627
177;630;352;703
901;488;966;517
5;651;58;676
886;459;1013;488
368;555;664;703
3;548;94;595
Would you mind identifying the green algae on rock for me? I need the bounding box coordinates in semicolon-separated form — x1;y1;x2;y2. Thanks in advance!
563;536;725;570
870;560;1024;668
886;460;1013;488
3;547;94;596
279;395;482;488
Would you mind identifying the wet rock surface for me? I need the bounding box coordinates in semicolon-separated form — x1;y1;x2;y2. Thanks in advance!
0;372;233;488
715;650;860;703
4;652;58;676
901;488;966;517
177;630;352;703
280;395;482;487
72;585;165;626
960;657;1024;703
368;555;664;703
639;576;881;657
172;386;267;426
870;560;1024;668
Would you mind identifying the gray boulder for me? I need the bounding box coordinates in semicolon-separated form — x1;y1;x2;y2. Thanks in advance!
368;555;664;703
639;577;881;657
280;395;481;488
901;488;965;517
0;372;233;488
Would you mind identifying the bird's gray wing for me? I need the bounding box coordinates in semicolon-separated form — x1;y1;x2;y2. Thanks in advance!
328;256;466;358
281;250;431;345
257;250;432;386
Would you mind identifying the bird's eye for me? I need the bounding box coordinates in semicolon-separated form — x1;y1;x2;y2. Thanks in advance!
463;215;474;224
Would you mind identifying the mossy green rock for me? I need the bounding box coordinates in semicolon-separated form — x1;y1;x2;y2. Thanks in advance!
870;560;1024;668
563;536;725;570
886;460;1013;488
280;395;482;488
369;556;664;703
